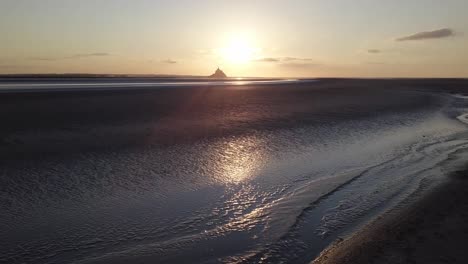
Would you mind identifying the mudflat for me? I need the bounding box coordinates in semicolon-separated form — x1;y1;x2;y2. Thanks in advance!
313;169;468;264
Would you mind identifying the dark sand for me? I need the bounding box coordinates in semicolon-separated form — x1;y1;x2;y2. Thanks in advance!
313;170;468;264
2;78;468;263
0;78;445;160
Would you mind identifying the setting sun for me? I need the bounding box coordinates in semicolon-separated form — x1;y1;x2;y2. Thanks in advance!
220;36;257;64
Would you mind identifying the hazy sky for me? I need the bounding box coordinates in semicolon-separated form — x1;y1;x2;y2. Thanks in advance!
1;0;467;77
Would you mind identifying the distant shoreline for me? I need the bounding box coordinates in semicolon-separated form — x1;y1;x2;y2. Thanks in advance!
0;73;200;79
0;74;282;80
0;74;466;80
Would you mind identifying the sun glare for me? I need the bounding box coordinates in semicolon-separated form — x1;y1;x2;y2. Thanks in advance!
220;36;256;64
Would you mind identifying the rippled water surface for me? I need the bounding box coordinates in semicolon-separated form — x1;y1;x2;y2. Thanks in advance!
1;79;468;263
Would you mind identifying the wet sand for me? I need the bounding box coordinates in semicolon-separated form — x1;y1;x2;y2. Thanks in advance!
313;170;468;264
2;78;468;263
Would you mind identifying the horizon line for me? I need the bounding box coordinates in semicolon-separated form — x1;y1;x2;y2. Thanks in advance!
0;73;467;80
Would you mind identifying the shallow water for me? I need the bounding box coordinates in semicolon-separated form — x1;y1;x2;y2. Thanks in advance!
1;79;468;263
0;78;308;92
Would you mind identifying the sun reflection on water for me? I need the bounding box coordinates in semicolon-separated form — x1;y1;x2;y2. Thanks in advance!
190;134;281;243
208;135;267;184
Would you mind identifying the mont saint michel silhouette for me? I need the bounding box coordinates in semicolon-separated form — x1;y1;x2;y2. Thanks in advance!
209;67;227;78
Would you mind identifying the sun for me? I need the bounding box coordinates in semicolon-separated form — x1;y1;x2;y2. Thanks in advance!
220;36;256;64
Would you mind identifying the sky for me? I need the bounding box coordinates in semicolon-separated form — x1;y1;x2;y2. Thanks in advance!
1;0;468;77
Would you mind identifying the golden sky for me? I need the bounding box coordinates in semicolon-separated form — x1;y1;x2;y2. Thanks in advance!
1;0;468;77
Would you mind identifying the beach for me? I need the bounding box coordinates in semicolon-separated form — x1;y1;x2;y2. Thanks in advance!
313;168;468;264
1;78;468;263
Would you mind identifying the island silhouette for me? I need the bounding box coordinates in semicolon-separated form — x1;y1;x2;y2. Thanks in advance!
209;67;227;78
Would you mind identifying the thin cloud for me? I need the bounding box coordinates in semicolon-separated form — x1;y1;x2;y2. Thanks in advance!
67;53;111;59
283;57;314;62
254;56;320;68
254;57;280;62
367;49;381;54
279;62;321;69
161;59;177;64
29;57;58;61
396;28;455;41
254;57;314;63
28;53;111;61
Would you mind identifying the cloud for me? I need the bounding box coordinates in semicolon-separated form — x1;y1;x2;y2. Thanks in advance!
396;28;455;41
254;57;314;63
254;57;280;62
283;57;314;62
28;53;111;61
253;56;320;69
367;49;381;54
161;59;177;64
279;62;321;69
29;57;58;61
67;53;110;59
